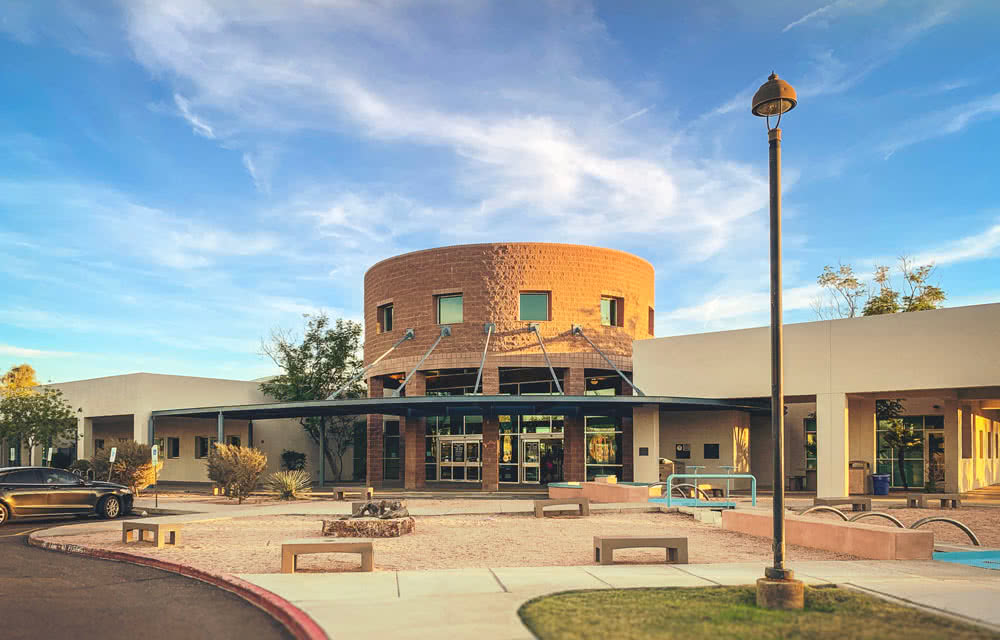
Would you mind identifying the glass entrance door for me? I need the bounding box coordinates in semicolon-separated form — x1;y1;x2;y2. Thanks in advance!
439;438;481;482
522;439;540;483
539;439;564;484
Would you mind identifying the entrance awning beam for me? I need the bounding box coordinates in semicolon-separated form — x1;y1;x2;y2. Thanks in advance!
394;327;451;397
472;323;495;395
572;325;645;396
328;328;415;400
531;324;563;394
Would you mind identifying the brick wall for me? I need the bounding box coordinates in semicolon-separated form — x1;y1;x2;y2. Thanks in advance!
564;417;585;482
366;376;384;487
482;416;500;491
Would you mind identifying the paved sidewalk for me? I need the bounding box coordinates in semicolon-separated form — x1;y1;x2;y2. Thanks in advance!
237;560;1000;639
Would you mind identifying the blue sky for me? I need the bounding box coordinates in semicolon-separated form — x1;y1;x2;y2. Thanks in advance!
1;0;999;384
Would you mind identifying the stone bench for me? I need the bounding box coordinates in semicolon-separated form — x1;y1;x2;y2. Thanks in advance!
907;493;961;509
281;538;374;573
593;536;688;565
332;486;374;501
813;496;871;512
122;520;182;548
534;498;590;518
698;484;725;498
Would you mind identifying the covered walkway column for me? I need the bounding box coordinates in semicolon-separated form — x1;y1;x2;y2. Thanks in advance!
631;406;659;483
482;415;499;491
77;416;93;461
816;392;849;497
943;397;962;493
402;373;427;490
564;367;586;482
847;397;876;492
366;376;384;488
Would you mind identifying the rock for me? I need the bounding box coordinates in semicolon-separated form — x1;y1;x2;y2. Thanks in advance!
351;499;409;519
322;516;415;538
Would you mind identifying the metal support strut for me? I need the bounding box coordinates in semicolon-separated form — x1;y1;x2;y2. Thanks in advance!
472;323;495;394
394;327;451;397
530;325;563;394
571;325;645;396
328;328;415;399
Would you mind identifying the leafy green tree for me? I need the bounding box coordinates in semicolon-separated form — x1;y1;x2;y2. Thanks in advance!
260;313;365;481
0;387;80;465
876;399;921;490
816;257;945;319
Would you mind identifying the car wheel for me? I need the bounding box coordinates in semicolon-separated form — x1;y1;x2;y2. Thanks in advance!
99;496;122;519
0;502;9;527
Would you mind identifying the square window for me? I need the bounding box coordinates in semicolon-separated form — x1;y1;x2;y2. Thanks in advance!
600;297;621;326
378;303;393;333
95;439;105;450
704;443;720;459
227;435;241;447
167;437;180;458
195;436;218;459
437;294;463;324
519;292;549;321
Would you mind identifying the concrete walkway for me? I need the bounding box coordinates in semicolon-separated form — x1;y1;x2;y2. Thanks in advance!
236;560;1000;639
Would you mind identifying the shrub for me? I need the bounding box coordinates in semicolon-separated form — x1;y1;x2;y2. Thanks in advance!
280;449;307;471
91;440;162;495
68;459;92;477
266;470;312;500
207;444;268;504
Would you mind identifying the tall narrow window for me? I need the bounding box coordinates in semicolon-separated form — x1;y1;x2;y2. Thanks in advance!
437;294;463;324
378;303;393;333
601;297;623;327
167;437;180;458
648;307;655;335
519;292;549;321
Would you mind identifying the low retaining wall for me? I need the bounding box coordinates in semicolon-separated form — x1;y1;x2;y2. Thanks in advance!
547;482;659;503
721;509;933;560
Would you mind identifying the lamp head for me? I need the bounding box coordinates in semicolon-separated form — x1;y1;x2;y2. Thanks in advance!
751;72;797;118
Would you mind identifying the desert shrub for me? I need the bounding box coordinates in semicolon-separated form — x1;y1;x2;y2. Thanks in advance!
266;470;312;500
207;444;268;504
280;449;307;471
91;440;162;495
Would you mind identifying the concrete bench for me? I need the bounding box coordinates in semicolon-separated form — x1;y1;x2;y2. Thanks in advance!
332;486;374;501
122;520;182;548
593;536;688;565
281;538;374;573
908;493;961;509
534;498;590;518
814;496;871;512
698;484;725;498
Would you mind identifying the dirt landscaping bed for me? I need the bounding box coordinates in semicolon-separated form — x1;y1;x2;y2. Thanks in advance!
46;510;857;574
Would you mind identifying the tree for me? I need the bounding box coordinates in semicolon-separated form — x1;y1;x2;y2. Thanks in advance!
815;256;946;319
0;387;80;465
1;364;38;395
260;313;365;482
876;399;921;490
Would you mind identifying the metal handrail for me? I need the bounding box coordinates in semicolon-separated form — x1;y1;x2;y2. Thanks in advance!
798;505;849;520
849;511;905;528
909;517;981;546
664;473;756;507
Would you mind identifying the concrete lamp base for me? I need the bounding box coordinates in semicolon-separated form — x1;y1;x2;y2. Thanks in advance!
756;577;805;610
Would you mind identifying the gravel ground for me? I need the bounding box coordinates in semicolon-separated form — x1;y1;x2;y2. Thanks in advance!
800;506;1000;547
56;511;857;574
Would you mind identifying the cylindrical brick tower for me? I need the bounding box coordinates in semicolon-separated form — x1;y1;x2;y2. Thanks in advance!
363;242;655;491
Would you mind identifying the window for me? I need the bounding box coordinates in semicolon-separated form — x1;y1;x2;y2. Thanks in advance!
167;437;180;458
195;436;218;459
704;443;720;459
437;294;463;324
876;415;927;488
95;439;105;450
805;418;817;470
3;469;42;484
519;292;549;321
227;435;241;447
378;303;393;333
43;469;80;485
600;297;623;327
648;307;655;335
585;416;623;480
384;420;400;481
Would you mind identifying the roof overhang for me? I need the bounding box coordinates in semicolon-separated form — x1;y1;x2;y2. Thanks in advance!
150;395;768;421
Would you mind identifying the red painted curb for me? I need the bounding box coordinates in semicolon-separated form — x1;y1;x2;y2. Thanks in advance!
29;532;328;640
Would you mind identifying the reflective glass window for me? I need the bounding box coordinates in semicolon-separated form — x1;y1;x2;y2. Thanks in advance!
519;293;549;321
437;295;463;324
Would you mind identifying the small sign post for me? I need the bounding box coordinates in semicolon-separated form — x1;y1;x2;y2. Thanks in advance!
46;447;53;467
9;447;14;465
108;446;117;482
151;444;159;509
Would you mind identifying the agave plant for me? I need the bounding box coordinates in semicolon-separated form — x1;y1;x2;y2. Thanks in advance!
266;470;312;500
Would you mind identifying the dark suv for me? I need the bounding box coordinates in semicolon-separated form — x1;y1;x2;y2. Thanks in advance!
0;466;134;526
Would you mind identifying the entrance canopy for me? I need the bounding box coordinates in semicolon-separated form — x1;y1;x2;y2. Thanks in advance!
151;394;767;420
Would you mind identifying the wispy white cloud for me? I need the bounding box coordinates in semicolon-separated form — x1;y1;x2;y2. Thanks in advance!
879;92;1000;158
911;220;1000;266
611;106;651;126
782;0;889;33
0;344;77;358
173;93;215;138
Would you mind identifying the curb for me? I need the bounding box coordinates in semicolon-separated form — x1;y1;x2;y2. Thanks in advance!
29;532;328;640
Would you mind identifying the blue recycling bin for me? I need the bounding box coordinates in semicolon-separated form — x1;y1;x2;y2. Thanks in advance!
871;473;891;496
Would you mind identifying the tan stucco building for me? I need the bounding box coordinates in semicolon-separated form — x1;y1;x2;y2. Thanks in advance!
15;374;355;484
632;303;1000;496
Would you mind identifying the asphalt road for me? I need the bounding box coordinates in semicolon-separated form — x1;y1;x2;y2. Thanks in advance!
0;517;294;640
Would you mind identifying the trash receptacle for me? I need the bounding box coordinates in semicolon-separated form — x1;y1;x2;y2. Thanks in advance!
849;460;870;494
871;474;891;496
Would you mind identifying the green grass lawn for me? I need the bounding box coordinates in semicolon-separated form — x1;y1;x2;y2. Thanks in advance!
519;586;1000;640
